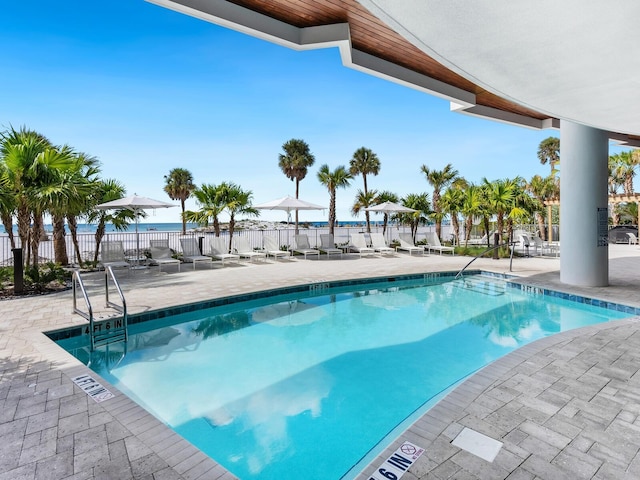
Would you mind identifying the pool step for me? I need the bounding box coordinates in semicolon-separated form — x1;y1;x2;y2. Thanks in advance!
452;277;507;296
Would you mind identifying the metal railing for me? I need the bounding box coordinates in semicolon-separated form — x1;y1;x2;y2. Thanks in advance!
455;241;516;279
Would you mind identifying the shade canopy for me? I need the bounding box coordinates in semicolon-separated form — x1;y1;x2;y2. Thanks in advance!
365;201;417;213
254;195;324;213
96;195;175;213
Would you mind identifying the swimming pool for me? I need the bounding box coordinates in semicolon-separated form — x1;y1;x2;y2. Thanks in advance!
55;273;632;479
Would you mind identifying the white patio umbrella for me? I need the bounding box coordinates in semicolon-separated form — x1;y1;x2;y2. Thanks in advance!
96;195;175;266
254;195;325;230
365;201;417;243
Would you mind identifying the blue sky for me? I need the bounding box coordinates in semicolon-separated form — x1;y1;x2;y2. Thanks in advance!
1;1;625;224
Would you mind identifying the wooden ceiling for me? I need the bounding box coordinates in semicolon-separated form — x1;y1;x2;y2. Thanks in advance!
226;0;550;121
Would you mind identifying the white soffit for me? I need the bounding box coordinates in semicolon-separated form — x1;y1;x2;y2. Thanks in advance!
359;0;640;137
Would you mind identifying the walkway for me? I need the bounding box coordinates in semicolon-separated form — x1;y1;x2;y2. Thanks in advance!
1;246;639;479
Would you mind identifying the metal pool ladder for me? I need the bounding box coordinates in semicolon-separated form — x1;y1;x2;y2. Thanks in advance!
73;266;128;351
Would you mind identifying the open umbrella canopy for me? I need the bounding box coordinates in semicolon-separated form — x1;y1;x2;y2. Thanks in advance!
365;201;417;213
253;195;324;213
96;195;175;265
96;195;175;213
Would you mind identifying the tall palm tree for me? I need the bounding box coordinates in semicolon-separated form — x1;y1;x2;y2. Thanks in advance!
537;136;560;174
374;190;399;235
278;139;315;233
218;182;259;252
440;186;465;246
401;193;431;241
349;147;381;232
317;164;352;235
86;180;132;264
184;183;226;236
164;168;195;235
0;164;16;249
420;163;459;240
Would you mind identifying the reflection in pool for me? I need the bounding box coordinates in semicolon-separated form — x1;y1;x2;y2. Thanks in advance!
57;275;630;479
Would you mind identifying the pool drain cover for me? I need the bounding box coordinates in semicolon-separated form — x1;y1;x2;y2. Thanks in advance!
452;427;503;462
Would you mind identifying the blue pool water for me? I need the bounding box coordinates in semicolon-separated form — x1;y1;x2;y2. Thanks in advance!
57;275;630;479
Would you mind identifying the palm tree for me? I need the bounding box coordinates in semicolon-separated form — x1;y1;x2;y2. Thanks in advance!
483;178;515;243
537;137;560;174
349;147;381;232
86;180;132;263
400;193;431;241
317;164;352;235
184;183;226;236
164;168;195;235
218;182;259;252
374;190;399;235
460;184;485;247
278;139;315;233
526;174;558;240
0;126;77;266
351;189;378;227
420;163;459;240
0;164;16;249
440;185;465;246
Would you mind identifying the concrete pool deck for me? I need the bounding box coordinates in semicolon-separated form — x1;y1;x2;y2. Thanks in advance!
1;245;640;479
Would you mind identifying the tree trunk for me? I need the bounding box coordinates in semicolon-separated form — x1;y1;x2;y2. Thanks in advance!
94;222;106;264
295;179;300;234
451;213;460;246
483;216;491;248
535;212;546;240
67;215;83;265
52;214;69;265
1;213;15;249
228;216;236;252
30;213;45;267
382;213;388;235
17;202;31;267
464;216;473;247
329;191;336;235
181;199;187;235
213;216;220;237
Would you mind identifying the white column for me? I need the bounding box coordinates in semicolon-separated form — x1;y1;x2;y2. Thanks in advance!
560;120;609;286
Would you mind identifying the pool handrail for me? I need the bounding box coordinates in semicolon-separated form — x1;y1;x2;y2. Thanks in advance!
455;241;516;279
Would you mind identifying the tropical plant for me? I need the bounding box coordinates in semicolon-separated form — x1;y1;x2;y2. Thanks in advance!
218;182;259;252
278;139;315;233
349;147;381;232
537;136;560;174
86;180;133;263
351;189;378;226
184;183;226;236
400;193;431;241
164;168;195;235
420;163;459;240
482;178;515;243
440;184;465;246
526;174;559;240
374;190;399;235
0;126;77;267
317;164;352;235
459;184;485;247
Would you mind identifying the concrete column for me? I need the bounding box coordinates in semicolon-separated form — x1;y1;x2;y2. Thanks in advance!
560;120;609;286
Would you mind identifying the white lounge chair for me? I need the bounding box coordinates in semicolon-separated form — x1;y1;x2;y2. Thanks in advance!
293;234;320;259
209;236;240;265
148;241;181;272
319;234;342;258
370;232;395;255
234;237;267;263
425;232;455;255
627;232;638;245
179;238;213;269
100;241;131;272
350;233;375;257
397;233;425;256
263;236;291;260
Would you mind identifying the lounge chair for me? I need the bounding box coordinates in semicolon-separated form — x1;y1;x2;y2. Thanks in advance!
319;234;342;258
370;232;395;255
293;234;320;259
209;236;241;265
425;232;455;255
349;233;375;257
149;242;181;272
397;233;425;256
234;237;267;263
263;236;291;260
627;232;638;245
100;241;131;272
179;238;213;269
